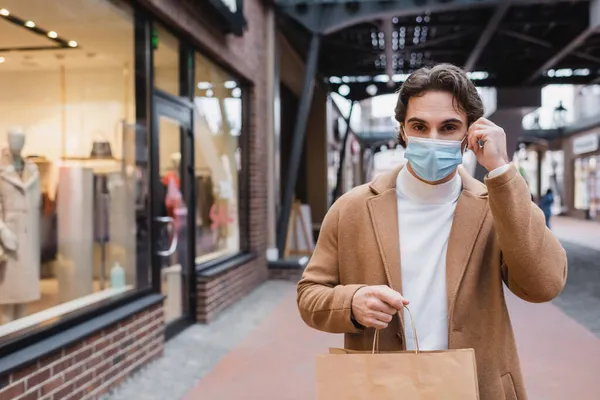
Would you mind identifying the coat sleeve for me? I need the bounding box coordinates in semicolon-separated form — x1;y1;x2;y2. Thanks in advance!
485;164;567;303
297;193;367;334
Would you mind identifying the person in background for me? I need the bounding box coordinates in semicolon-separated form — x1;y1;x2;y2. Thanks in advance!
539;188;555;228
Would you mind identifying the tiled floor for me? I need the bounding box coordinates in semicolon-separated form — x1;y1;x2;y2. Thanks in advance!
108;217;600;400
105;281;294;400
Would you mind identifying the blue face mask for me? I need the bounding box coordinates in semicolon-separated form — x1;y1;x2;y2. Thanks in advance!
404;135;466;182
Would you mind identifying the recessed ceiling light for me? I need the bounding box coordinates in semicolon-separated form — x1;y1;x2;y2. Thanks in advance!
25;21;35;28
68;41;78;48
0;9;9;16
0;57;5;64
47;31;58;39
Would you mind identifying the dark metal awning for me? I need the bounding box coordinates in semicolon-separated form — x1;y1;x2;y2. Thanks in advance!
276;0;600;101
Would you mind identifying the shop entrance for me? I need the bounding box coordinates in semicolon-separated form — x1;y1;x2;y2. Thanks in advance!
152;90;195;338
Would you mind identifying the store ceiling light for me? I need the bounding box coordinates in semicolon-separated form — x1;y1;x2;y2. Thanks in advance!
197;82;212;90
224;80;237;89
338;85;350;96
0;10;80;51
0;57;5;64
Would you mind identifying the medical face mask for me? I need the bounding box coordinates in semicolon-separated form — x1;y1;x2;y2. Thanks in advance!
403;135;466;182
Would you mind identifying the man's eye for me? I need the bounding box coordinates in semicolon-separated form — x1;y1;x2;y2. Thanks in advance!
443;125;457;131
413;125;425;131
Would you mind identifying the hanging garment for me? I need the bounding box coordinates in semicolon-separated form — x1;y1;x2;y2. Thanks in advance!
196;176;214;229
0;161;41;304
93;174;110;243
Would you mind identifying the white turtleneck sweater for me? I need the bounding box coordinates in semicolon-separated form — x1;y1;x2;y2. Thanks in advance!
396;165;508;351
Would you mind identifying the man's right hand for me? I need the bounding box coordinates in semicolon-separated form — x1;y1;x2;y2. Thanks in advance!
351;285;409;329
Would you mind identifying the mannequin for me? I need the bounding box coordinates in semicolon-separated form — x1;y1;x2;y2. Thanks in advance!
0;127;41;323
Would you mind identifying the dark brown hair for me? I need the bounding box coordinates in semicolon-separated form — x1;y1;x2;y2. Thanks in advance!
394;63;484;146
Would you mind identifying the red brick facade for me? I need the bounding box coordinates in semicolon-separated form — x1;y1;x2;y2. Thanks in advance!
143;0;271;321
197;260;268;323
268;267;304;283
0;303;164;400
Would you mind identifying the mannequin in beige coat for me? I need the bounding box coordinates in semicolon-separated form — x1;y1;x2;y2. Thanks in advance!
0;128;41;323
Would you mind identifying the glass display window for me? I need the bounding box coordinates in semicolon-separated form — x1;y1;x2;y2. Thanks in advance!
574;155;600;218
193;52;243;264
0;0;146;341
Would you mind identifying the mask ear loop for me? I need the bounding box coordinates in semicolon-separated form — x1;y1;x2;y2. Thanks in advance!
400;124;408;144
460;135;468;153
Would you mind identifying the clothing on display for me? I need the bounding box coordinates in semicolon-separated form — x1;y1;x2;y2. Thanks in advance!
94;174;111;289
94;174;111;243
27;156;58;266
0;160;42;305
196;175;214;229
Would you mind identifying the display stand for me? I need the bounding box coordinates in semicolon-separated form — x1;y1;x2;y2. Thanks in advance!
57;166;94;303
284;200;315;258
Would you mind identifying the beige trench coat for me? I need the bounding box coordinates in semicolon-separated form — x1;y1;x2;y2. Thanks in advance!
0;162;41;304
298;164;568;400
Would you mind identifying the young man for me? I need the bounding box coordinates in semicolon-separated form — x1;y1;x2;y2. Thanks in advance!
297;64;567;400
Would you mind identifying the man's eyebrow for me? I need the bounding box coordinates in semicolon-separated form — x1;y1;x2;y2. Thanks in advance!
406;117;427;124
442;118;463;124
406;117;464;124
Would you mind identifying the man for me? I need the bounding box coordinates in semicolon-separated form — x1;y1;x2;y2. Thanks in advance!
297;64;567;400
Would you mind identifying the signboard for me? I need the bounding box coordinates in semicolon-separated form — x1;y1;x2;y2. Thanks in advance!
206;0;246;36
573;133;600;155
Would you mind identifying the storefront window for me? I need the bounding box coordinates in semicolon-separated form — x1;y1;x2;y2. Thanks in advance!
0;0;143;340
193;52;242;264
153;24;179;96
574;155;600;218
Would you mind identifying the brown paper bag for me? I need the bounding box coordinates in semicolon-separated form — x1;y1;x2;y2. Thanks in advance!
316;307;480;400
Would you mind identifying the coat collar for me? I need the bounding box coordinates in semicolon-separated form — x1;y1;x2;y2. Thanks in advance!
0;162;39;192
366;163;489;338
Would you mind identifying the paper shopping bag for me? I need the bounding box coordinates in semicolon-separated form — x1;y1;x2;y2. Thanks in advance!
315;307;479;400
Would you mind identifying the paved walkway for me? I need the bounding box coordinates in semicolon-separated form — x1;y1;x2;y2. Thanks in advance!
551;216;600;251
108;219;600;400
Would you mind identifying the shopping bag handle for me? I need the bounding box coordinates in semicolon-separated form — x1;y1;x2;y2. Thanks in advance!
372;306;420;354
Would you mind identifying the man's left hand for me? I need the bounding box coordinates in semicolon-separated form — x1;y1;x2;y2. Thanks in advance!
466;117;510;172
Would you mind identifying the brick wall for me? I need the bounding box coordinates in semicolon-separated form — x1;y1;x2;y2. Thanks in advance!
0;303;164;400
143;0;271;321
197;259;268;323
268;267;304;283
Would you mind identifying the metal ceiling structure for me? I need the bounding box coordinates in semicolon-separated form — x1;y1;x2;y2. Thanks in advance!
274;0;600;257
276;0;600;101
